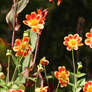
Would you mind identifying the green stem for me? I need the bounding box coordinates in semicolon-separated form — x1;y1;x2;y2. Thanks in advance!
55;82;59;92
72;49;77;92
11;56;23;81
6;56;10;83
44;66;50;92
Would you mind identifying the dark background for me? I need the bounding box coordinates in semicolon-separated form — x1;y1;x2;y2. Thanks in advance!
0;0;92;91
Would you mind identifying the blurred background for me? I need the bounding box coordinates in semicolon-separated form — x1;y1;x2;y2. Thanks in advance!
0;0;92;91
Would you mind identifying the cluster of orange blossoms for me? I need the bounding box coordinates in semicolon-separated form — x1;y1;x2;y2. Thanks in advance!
83;81;92;92
63;34;83;51
40;57;49;66
13;36;31;57
35;86;48;92
23;9;48;35
9;89;24;92
49;0;61;6
54;66;69;87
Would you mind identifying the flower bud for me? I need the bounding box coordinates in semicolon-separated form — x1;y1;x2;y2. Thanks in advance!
6;49;12;56
0;72;5;79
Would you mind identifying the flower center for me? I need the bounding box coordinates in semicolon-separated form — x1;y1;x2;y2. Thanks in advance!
68;39;77;47
30;19;38;26
87;85;92;92
59;72;67;80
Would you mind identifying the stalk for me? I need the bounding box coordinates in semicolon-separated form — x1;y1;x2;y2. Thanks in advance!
12;0;17;48
55;82;59;92
72;49;77;92
6;56;10;83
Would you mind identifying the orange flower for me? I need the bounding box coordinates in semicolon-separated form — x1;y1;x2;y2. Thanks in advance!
13;36;31;57
85;29;92;48
63;34;83;51
54;66;69;87
40;57;49;66
23;9;48;35
49;0;61;6
83;81;92;92
35;86;48;92
9;89;24;92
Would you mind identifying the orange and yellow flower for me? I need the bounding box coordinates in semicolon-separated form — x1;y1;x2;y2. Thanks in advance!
35;86;48;92
49;0;61;6
85;29;92;48
54;66;69;87
23;9;48;35
83;81;92;92
13;36;31;57
63;34;83;51
40;57;49;66
9;89;24;92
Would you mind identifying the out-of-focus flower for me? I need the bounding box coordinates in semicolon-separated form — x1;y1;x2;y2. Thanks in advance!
9;89;24;92
35;86;48;92
23;9;48;35
83;81;92;92
0;72;5;79
40;57;49;66
63;34;83;51
49;0;61;6
13;36;31;57
85;29;92;48
54;66;69;87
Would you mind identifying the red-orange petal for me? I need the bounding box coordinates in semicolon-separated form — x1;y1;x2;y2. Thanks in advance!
57;0;61;6
30;12;37;19
26;14;31;20
23;37;29;43
15;39;22;46
13;46;21;52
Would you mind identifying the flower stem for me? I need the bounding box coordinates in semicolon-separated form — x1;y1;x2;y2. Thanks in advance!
12;0;17;48
30;34;40;67
44;66;50;92
72;49;77;92
6;56;10;83
38;72;44;87
55;82;59;92
11;56;23;81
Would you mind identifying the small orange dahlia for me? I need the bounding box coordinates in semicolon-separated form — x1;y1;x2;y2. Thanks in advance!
54;66;69;87
13;36;31;57
83;81;92;92
40;57;49;66
23;9;48;35
35;86;48;92
85;29;92;48
63;34;83;51
9;89;24;92
49;0;61;6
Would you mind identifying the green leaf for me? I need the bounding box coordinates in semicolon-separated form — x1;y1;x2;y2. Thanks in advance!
6;0;29;26
30;31;37;52
0;79;7;88
76;71;86;78
28;77;36;82
77;78;85;87
0;89;7;92
47;75;53;79
11;84;19;89
68;82;74;87
76;87;82;92
15;76;26;85
17;0;29;14
22;51;31;71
